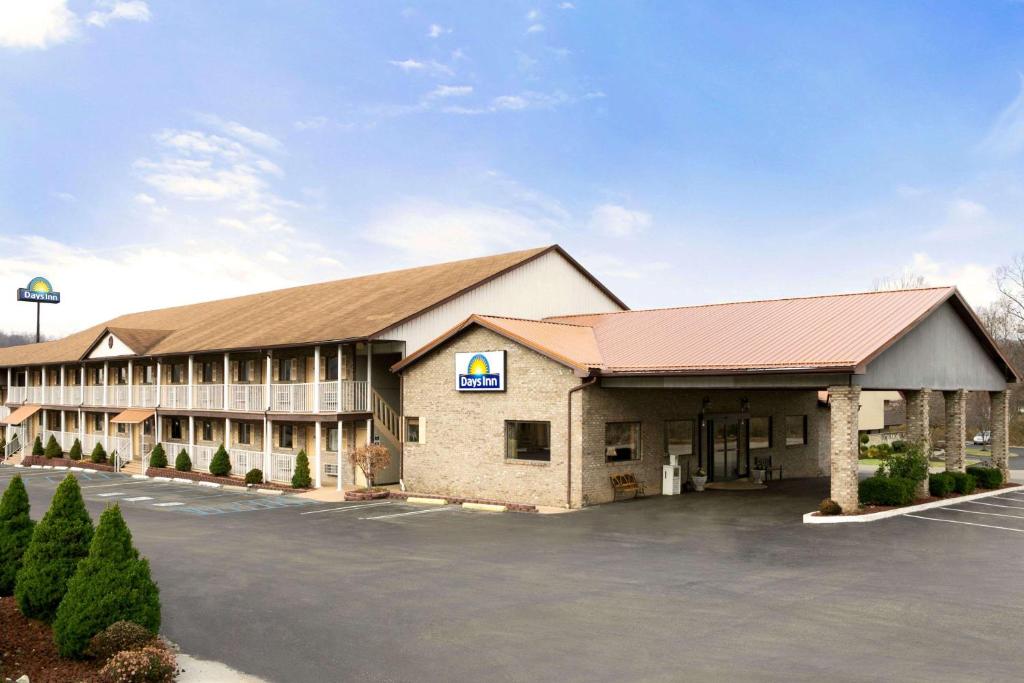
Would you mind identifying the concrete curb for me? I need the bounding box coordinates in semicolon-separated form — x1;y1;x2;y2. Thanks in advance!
223;484;249;492
29;465;42;469
804;484;1023;524
255;488;283;496
172;478;196;485
53;466;68;471
407;496;448;506
197;481;222;488
131;474;150;480
152;476;172;482
69;467;84;471
462;502;507;513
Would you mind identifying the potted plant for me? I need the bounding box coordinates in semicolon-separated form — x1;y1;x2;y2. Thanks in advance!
692;467;708;492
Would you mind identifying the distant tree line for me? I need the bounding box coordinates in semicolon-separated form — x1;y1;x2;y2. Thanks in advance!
0;331;39;348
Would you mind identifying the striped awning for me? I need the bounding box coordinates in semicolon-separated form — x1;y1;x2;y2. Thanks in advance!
0;404;41;426
110;408;154;424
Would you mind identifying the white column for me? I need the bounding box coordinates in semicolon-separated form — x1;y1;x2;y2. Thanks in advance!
103;360;110;406
60;365;65;405
223;352;230;410
265;352;273;410
314;420;322;488
187;355;194;410
188;415;195;457
78;408;84;443
79;366;84;399
156;412;162;443
103;412;110;450
225;417;232;450
366;341;373;445
60;409;65;434
337;418;343;491
127;359;134;407
156;360;162;406
313;346;321;413
264;417;272;475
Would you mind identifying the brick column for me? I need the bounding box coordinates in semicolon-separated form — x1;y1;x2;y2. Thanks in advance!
991;390;1011;483
904;389;931;498
828;385;861;512
943;389;967;473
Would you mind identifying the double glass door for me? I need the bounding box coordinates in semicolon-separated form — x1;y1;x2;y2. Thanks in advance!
706;416;749;481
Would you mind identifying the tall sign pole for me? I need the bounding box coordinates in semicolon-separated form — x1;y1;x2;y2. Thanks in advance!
17;277;61;343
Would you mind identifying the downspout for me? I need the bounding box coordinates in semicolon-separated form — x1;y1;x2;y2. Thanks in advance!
566;375;597;509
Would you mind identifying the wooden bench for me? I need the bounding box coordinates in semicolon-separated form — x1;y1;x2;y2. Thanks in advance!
754;456;783;481
610;473;645;501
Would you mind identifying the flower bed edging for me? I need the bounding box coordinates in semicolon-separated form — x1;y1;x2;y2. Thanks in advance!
144;466;309;492
21;455;115;472
389;490;538;513
804;482;1022;524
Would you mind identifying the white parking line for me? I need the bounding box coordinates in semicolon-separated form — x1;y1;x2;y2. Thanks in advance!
123;496;153;502
80;480;151;489
942;508;1024;520
361;506;455;521
965;500;1024;510
300;502;392;515
906;514;1024;533
96;492;124;497
152;502;184;507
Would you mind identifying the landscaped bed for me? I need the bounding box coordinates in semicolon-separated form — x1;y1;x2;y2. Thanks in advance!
0;596;103;682
20;456;116;472
144;466;309;491
830;481;1021;516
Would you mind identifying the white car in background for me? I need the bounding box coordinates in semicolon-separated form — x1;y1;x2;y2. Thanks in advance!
972;431;991;445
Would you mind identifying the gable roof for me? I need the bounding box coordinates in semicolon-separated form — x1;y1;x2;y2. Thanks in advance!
394;286;1021;381
0;245;620;367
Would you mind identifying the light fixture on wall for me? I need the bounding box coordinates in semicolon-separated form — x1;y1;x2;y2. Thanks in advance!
740;397;750;412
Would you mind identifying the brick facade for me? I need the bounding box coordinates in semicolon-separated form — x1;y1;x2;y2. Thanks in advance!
943;389;967;473
828;385;860;512
991;389;1011;482
904;389;931;498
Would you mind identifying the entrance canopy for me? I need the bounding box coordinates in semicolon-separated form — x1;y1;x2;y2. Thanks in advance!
1;404;41;426
111;408;154;424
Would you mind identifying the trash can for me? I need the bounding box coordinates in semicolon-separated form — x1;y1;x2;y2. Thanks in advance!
662;464;681;495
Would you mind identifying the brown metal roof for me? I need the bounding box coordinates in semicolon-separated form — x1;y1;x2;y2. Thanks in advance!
0;246;618;367
110;408;155;424
396;286;1021;381
1;404;41;426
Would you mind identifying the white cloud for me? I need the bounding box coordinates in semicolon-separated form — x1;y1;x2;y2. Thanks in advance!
133;192;156;205
925;197;999;242
905;253;1000;307
427;84;473;98
364;201;551;264
427;23;450;38
589;204;652;237
979;74;1024;158
86;0;150;28
559;2;576;8
0;0;77;49
52;191;76;203
388;58;454;76
527;24;545;34
294;116;328;131
196;113;282;150
443;90;571;115
526;9;541;21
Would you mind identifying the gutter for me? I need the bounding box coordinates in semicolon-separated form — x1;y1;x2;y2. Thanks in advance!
566;376;597;509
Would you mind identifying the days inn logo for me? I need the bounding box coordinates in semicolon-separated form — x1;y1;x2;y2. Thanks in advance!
17;277;60;304
455;351;506;392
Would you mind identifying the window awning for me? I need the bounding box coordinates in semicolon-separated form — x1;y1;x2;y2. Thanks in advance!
111;408;155;424
1;404;41;426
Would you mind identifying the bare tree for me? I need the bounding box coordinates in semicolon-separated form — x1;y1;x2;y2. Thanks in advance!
994;253;1024;345
873;270;927;292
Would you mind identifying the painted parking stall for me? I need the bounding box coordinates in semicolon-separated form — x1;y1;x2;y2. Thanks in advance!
901;491;1024;534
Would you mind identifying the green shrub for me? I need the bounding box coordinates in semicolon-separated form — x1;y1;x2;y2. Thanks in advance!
44;435;62;459
859;476;915;506
891;440;908;453
818;498;842;515
245;468;263;485
54;505;161;658
0;476;35;596
859;433;870;445
32;435;44;456
90;443;108;464
929;472;956;497
148;443;167;469
86;620;155;662
99;644;176;683
949;471;977;495
69;438;83;461
291;450;311;489
15;474;94;622
875;443;893;458
208;444;231;477
878;443;928;482
966;466;1003;490
174;449;191;472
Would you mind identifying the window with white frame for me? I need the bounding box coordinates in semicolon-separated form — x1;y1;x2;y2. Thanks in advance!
237;422;252;445
327;426;339;451
279;424;294;449
201;420;213;441
405;417;422;444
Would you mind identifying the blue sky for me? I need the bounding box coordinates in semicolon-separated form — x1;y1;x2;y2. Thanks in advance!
2;1;1024;335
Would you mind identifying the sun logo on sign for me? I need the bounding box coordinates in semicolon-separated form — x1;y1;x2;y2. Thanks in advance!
466;353;490;375
27;277;53;294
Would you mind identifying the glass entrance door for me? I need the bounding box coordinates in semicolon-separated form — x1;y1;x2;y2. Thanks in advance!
706;417;748;481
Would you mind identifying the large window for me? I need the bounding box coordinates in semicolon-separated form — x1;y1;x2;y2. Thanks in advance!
279;424;294;449
666;420;694;456
201;362;214;383
326;356;339;381
505;421;551;461
201;420;213;441
114;366;127;384
405;417;421;444
141;364;155;384
238;422;252;445
605;422;641;462
93;414;103;431
327;427;338;451
279;359;294;382
786;415;808;446
749;417;772;450
170;364;185;384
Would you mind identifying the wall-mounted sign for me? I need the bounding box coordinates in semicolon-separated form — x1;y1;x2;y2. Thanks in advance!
17;277;60;304
455;351;506;392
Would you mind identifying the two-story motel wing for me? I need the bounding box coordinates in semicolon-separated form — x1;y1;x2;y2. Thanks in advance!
0;246;626;487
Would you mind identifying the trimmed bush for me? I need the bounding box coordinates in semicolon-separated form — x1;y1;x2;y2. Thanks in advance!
148;443;167;469
891;440;908;453
0;476;35;596
875;443;893;458
32;435;44;456
291;450;311;489
949;471;977;495
54;505;161;658
69;438;83;461
859;476;915;506
878;444;929;482
15;474;94;622
818;498;842;515
99;644;176;683
86;620;155;662
859;433;870;445
44;434;62;459
209;444;231;477
174;449;191;472
929;472;956;497
966;466;1003;490
245;468;264;485
90;443;108;464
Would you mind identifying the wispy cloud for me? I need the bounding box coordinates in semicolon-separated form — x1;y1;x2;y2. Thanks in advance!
388;58;454;76
86;0;150;28
979;74;1024;158
427;85;473;98
442;90;571;115
0;0;77;49
901;253;999;307
527;23;545;34
427;23;450;38
294;116;328;131
590;204;652;237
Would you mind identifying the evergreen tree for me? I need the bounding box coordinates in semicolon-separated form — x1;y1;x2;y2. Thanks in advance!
32;435;44;456
208;444;231;477
54;505;161;658
0;432;7;455
291;450;311;488
0;476;35;596
44;435;62;459
68;438;83;461
174;449;191;472
90;443;107;464
148;443;167;469
15;474;94;622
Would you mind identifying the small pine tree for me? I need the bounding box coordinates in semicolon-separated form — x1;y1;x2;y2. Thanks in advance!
175;449;191;472
32;435;44;456
208;444;231;477
90;443;108;464
0;476;35;596
15;474;94;622
148;443;167;469
0;432;7;455
291;450;311;488
54;505;161;658
68;438;83;461
44;434;62;459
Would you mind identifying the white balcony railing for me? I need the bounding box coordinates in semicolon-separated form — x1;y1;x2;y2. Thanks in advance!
228;384;266;412
83;386;105;407
42;387;60;404
191;444;216;472
270;383;314;412
0;405;10;421
229;447;263;475
64;385;83;405
110;434;131;461
111;385;130;408
133;385;159;408
7;386;27;404
160;385;189;409
267;451;296;483
42;429;76;452
194;384;224;411
270;381;368;413
81;432;105;455
25;386;43;404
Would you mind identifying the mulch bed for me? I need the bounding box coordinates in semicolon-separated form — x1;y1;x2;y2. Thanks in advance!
344;489;390;501
20;456;116;472
0;597;103;682
389;490;538;513
828;482;1021;516
144;466;308;491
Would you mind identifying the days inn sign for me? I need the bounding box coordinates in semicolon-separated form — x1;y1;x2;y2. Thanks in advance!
17;276;61;304
455;351;506;392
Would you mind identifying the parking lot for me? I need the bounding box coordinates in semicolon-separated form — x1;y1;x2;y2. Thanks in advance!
3;466;1023;682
